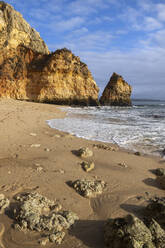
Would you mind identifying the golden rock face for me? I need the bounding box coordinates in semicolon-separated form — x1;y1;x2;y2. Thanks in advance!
100;72;132;106
0;1;49;54
0;2;99;105
0;46;99;105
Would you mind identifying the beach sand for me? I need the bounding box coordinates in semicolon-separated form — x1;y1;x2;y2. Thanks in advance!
0;99;164;248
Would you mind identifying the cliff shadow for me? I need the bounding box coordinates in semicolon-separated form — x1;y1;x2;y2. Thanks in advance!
25;53;51;101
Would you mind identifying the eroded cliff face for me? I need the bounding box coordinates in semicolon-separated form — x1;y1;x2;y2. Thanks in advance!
0;46;99;105
100;73;132;106
27;48;99;105
0;1;49;54
0;2;99;105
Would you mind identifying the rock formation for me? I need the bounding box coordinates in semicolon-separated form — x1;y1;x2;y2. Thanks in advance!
0;2;99;105
0;1;49;54
12;192;79;245
104;214;165;248
71;178;106;198
100;72;132;106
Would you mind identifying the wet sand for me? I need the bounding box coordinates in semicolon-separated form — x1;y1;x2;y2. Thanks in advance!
0;99;164;248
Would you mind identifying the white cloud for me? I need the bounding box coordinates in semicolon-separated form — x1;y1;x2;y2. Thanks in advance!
150;29;165;47
142;17;162;31
67;1;97;16
53;17;85;31
138;0;154;11
66;0;108;16
102;16;113;22
121;5;163;32
122;7;140;25
67;31;114;51
156;4;165;21
71;27;88;36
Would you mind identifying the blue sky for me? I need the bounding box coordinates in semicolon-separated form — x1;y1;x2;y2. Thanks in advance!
6;0;165;99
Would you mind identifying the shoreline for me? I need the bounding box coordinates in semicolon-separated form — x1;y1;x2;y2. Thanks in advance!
47;105;164;161
0;99;164;248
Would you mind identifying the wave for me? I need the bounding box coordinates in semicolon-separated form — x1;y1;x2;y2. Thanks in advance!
47;105;165;156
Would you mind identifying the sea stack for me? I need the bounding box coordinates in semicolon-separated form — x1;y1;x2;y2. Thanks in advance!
100;72;132;106
0;1;99;105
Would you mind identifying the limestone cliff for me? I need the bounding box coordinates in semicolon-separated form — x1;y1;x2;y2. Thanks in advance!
27;48;99;105
0;2;99;105
100;73;132;106
0;1;49;54
0;46;99;105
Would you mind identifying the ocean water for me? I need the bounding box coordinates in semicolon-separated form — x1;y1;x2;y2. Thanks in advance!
47;100;165;156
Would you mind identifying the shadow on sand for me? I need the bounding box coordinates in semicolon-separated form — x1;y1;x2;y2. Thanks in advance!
142;177;162;189
68;219;104;248
120;203;145;220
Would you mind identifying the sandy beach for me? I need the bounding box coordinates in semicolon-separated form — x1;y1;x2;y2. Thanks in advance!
0;99;164;248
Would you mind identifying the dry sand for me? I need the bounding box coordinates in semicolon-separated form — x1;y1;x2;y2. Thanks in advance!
0;99;164;248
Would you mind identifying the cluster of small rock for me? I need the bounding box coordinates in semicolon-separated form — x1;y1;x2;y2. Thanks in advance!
103;165;165;247
72;179;106;198
13;192;78;245
104;196;165;248
0;193;10;214
77;147;93;158
93;144;118;151
81;161;95;172
104;214;165;248
145;196;165;227
154;168;165;177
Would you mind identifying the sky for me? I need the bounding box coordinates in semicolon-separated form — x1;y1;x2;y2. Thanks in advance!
6;0;165;99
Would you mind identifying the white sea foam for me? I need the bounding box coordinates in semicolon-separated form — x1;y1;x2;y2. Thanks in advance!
47;101;165;156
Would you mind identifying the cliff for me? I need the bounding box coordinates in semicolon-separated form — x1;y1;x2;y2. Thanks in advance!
0;45;99;105
0;2;99;105
100;73;132;106
27;48;99;105
0;1;49;54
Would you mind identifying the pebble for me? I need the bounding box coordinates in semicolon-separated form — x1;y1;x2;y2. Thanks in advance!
36;167;43;172
39;238;49;246
118;162;128;168
12;154;19;158
35;163;40;167
81;161;95;172
134;151;141;156
77;147;93;158
30;133;37;136
59;169;65;174
54;134;61;138
31;144;41;148
44;148;51;152
93;144;118;151
54;169;65;174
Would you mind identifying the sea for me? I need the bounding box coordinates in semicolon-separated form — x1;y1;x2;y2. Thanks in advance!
47;100;165;157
